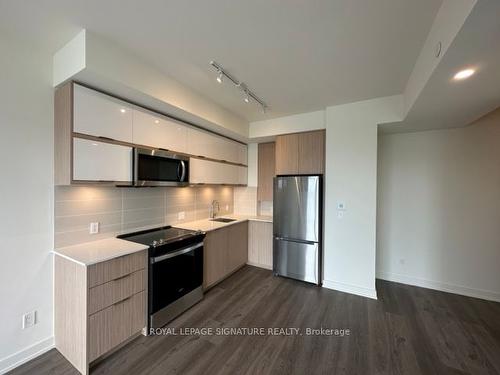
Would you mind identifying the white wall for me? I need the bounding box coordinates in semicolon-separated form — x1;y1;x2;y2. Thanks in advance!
0;34;54;372
249;110;325;140
377;108;500;302
323;96;403;299
54;30;249;140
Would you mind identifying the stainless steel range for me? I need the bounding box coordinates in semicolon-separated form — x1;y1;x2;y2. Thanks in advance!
118;226;205;331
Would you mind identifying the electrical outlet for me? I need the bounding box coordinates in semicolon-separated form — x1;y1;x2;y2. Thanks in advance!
178;211;185;220
89;222;99;234
22;311;36;329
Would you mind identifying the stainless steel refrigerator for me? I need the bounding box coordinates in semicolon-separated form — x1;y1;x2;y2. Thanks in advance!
273;175;322;285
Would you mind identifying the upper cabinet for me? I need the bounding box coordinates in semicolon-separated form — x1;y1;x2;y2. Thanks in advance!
55;82;247;185
275;133;299;175
190;158;247;185
73;138;132;183
275;130;325;175
132;110;187;153
74;84;133;143
187;128;247;165
257;142;276;201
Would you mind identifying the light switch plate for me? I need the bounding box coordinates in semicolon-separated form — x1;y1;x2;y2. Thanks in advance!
89;222;99;234
337;201;346;210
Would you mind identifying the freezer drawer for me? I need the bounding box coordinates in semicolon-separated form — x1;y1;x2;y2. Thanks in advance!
273;238;319;284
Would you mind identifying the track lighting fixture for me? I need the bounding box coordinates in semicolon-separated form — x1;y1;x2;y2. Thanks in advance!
216;70;223;83
210;61;268;112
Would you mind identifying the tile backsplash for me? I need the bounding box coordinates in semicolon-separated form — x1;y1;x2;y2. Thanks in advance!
55;186;233;248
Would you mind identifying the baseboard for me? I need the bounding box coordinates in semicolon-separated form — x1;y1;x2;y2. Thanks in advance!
377;271;500;303
322;279;378;300
246;261;273;270
0;336;54;375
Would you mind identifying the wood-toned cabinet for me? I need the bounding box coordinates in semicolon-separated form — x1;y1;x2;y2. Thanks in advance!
73;138;132;183
73;84;133;143
248;221;273;269
275;130;325;175
55;251;147;375
132;109;188;153
275;133;299;175
298;130;325;174
203;222;248;289
257;142;276;201
190;158;247;185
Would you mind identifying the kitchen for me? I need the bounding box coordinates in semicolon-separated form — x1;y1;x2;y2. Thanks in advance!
2;1;500;375
50;82;325;374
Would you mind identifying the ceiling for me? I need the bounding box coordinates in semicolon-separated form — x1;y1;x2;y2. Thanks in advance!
0;0;442;121
380;0;500;133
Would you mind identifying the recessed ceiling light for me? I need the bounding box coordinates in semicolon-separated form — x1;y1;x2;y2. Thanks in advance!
453;69;475;80
154;120;160;124
120;108;126;113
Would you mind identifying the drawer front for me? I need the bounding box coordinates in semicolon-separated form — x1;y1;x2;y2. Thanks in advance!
88;291;146;362
88;251;147;288
88;269;146;315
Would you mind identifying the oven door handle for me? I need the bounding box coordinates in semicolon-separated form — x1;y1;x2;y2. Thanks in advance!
151;242;203;264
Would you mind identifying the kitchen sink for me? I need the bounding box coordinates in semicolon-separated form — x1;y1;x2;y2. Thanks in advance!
210;218;237;223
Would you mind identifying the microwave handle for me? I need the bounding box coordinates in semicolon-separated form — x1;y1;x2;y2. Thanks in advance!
179;160;186;181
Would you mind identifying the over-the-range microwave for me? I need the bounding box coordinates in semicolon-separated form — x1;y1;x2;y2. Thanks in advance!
133;148;189;187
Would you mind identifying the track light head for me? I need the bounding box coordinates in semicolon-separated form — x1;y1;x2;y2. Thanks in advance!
216;70;223;83
244;90;250;103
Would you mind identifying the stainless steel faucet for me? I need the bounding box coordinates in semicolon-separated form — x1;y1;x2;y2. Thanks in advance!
210;200;220;219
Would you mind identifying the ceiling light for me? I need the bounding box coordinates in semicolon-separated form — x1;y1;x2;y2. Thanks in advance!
120;108;126;113
209;61;268;112
453;69;475;80
154;120;160;124
216;70;223;84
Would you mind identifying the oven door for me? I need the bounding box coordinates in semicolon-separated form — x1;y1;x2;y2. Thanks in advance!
134;148;189;187
149;242;203;328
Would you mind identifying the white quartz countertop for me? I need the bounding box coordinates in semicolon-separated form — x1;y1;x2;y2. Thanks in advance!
52;238;149;266
175;215;272;232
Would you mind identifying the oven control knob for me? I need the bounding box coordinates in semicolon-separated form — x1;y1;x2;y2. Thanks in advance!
152;240;158;247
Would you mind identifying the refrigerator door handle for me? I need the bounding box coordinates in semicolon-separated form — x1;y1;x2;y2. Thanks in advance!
274;236;317;245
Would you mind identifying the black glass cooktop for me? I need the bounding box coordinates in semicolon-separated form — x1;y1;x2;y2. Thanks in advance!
118;226;201;247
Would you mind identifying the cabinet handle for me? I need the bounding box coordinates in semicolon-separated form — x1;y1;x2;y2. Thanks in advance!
111;274;130;282
113;296;132;306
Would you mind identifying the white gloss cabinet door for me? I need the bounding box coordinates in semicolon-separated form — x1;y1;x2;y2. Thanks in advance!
73;84;133;142
189;158;247;185
187;128;247;165
132;110;187;153
73;138;132;182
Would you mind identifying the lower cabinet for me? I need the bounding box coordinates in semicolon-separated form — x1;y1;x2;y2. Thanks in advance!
248;221;273;269
54;251;147;375
203;222;248;289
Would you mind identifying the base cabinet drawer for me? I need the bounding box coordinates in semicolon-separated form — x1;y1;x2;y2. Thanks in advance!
88;252;147;288
88;291;146;362
88;269;146;315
